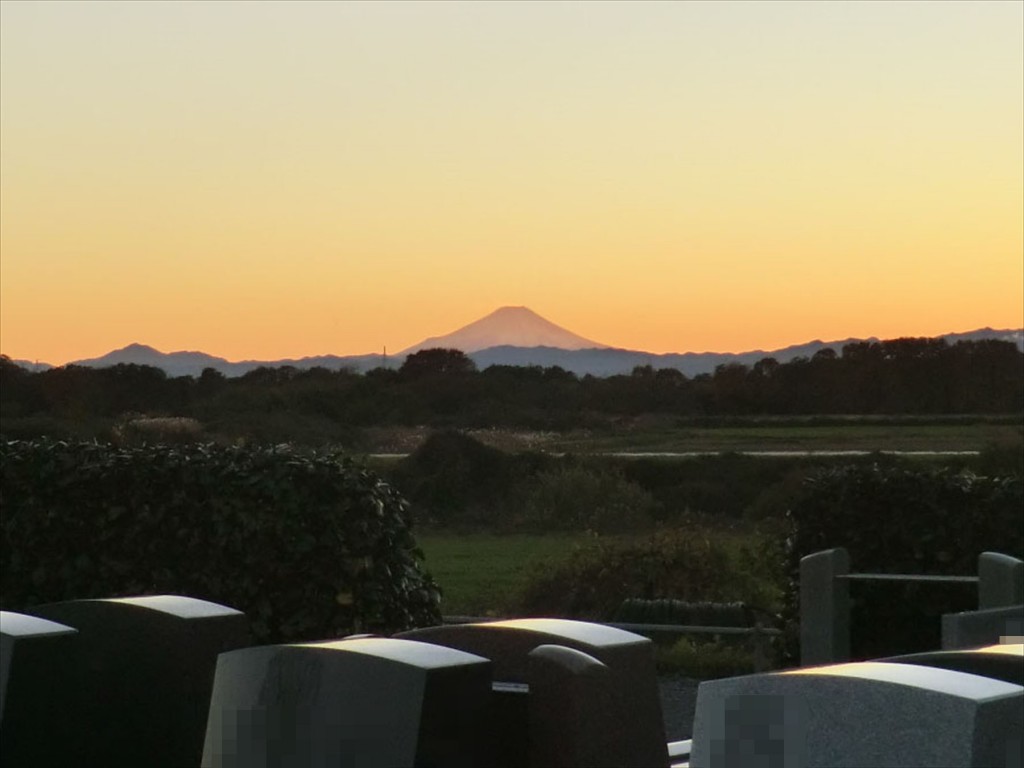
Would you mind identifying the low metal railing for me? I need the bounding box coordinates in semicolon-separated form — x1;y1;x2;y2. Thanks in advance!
799;548;1023;666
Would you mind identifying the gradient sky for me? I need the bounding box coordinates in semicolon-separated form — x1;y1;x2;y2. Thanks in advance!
2;0;1022;365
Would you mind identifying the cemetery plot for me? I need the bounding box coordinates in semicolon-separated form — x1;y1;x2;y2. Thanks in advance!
4;589;1023;767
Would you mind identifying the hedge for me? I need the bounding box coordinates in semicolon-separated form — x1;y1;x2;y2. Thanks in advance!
517;526;785;621
0;439;441;643
782;464;1023;661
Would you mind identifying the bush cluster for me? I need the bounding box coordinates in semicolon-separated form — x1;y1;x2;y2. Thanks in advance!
516;525;785;621
782;464;1024;661
389;431;659;533
511;463;657;533
388;432;949;533
0;439;441;644
656;636;758;679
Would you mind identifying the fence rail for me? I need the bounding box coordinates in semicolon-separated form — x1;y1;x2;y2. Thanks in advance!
838;573;978;584
800;548;1023;666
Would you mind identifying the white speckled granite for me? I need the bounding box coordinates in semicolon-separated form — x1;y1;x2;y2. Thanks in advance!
690;661;1023;768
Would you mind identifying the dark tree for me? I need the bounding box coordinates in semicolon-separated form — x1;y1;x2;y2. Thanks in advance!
399;348;477;378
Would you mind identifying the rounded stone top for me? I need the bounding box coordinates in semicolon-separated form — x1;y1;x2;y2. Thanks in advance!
0;611;77;638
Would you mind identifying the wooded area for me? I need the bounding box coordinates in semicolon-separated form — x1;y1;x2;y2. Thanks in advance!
2;338;1021;446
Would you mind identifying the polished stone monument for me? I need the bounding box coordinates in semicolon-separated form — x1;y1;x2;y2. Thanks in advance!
0;611;80;766
690;661;1023;767
27;595;250;768
878;643;1024;685
526;643;617;768
943;604;1024;650
201;636;492;768
398;618;669;768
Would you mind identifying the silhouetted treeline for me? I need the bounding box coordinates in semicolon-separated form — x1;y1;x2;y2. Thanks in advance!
2;338;1021;443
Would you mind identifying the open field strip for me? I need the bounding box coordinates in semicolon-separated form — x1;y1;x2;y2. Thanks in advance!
361;419;1021;458
605;450;980;458
417;532;590;616
542;423;1021;454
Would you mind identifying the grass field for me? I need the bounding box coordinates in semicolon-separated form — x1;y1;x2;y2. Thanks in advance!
416;529;779;677
364;417;1022;456
539;421;1022;454
417;532;591;616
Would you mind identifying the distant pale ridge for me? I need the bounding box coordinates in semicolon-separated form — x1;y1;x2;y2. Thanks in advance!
399;306;608;355
7;312;1021;378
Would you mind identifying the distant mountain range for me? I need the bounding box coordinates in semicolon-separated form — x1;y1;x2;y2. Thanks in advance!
8;306;1023;378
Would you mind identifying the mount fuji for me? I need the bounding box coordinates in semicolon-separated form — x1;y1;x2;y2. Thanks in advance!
400;306;607;355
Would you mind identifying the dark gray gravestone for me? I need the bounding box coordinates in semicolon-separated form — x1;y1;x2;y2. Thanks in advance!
397;618;669;768
943;604;1024;650
979;553;1024;610
202;637;492;768
527;644;614;768
0;611;80;767
878;643;1024;685
26;595;249;768
690;661;1023;768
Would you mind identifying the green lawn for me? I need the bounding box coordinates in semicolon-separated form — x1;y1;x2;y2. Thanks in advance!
544;421;1021;454
363;417;1022;457
417;532;590;617
416;529;780;677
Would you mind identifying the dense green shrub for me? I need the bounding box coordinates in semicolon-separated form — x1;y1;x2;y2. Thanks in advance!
511;462;657;533
782;464;1024;661
656;636;756;678
517;525;784;620
387;432;1023;545
614;598;756;627
975;429;1024;476
0;439;441;643
620;453;783;520
389;430;528;528
391;433;658;533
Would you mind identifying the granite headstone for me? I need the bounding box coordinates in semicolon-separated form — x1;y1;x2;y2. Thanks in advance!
202;637;492;768
0;611;80;766
398;618;669;768
526;644;617;768
943;604;1024;650
690;661;1023;767
27;595;250;767
878;643;1024;685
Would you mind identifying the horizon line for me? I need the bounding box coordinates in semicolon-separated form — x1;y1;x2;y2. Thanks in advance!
5;324;1022;369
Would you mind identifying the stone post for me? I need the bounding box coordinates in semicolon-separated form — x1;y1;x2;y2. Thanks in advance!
978;552;1024;610
800;547;850;666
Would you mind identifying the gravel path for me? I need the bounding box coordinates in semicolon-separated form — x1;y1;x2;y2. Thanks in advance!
658;675;700;741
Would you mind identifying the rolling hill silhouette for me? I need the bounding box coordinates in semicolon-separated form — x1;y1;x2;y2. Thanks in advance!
7;308;1022;378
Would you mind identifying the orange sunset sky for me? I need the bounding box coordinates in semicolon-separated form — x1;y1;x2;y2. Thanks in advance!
1;0;1022;366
